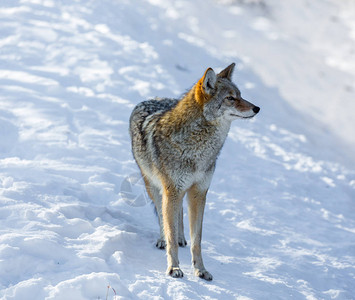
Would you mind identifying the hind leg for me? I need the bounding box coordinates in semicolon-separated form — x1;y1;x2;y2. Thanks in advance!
143;175;186;249
152;188;186;249
152;186;166;249
153;191;186;249
178;207;187;247
155;203;186;249
142;175;166;249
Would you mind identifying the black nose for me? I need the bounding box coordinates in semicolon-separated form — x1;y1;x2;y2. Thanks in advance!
253;106;260;114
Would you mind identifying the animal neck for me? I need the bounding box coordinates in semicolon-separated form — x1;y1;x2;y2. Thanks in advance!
172;86;231;135
166;86;204;126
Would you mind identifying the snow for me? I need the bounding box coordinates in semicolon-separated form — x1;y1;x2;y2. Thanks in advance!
0;0;354;299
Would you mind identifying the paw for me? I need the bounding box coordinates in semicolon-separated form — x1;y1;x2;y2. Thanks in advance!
195;269;213;281
167;267;184;278
178;237;187;247
156;238;166;250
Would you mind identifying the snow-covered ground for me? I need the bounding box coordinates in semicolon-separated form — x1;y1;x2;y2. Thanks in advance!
0;0;354;299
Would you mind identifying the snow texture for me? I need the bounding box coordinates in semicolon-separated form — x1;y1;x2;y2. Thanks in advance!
0;0;354;299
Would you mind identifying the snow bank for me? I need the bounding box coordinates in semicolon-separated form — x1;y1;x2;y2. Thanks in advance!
0;0;354;299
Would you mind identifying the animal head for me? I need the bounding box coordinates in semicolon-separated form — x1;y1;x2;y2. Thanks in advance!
195;63;260;122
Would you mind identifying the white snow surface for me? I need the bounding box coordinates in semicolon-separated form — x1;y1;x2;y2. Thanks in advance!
0;0;355;299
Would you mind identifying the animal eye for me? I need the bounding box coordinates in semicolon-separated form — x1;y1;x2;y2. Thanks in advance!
226;96;235;101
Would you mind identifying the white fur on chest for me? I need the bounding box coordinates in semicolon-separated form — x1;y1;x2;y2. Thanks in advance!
143;118;231;193
188;119;230;165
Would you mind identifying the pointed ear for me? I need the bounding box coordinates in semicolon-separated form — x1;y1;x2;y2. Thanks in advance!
217;63;235;80
202;68;216;95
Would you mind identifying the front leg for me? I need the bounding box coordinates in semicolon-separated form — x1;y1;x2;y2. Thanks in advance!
187;184;213;281
162;183;185;278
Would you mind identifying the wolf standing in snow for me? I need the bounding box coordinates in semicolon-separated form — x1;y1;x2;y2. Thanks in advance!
129;63;260;280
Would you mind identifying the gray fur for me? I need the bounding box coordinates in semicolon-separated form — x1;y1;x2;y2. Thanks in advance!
129;63;260;280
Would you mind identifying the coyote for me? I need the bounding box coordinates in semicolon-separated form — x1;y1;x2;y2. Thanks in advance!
129;63;260;280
